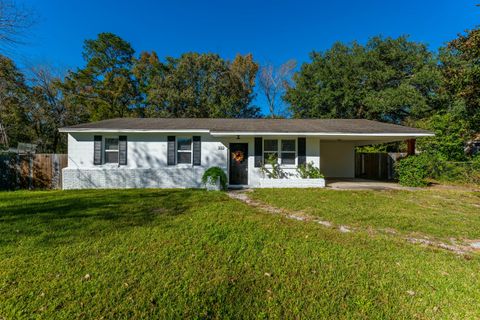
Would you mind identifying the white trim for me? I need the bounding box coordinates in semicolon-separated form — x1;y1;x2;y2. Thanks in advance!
176;136;193;165
211;132;434;137
280;139;296;165
262;138;298;166
59;128;210;133
103;136;119;165
257;178;326;188
59;128;433;137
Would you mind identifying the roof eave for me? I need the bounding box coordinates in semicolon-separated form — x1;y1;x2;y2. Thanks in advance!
59;127;434;137
58;128;211;133
210;131;434;137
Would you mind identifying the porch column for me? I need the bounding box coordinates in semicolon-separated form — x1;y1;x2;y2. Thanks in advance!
406;139;416;156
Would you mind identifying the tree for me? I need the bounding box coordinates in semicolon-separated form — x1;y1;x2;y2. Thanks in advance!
0;54;32;147
134;52;260;118
416;113;470;161
229;53;259;117
0;0;33;50
258;60;296;117
440;27;480;132
61;33;139;121
285;36;441;124
28;65;87;152
131;51;167;117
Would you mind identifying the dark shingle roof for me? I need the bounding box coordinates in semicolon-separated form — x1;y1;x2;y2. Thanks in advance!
59;118;432;135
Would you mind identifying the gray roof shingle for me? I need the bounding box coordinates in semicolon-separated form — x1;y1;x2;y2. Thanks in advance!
59;118;432;135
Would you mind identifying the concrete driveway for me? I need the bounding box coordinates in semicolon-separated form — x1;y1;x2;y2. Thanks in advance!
326;178;416;191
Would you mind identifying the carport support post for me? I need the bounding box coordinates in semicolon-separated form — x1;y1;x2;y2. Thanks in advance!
406;139;416;156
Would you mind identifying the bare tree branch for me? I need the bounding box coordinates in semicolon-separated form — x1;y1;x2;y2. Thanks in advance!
0;0;34;49
258;59;296;117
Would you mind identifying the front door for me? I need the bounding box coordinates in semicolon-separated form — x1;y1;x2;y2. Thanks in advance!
229;143;248;185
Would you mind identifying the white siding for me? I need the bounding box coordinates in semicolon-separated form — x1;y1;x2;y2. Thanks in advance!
245;136;321;187
319;141;355;178
67;133;226;169
64;132;228;189
306;137;320;167
64;133;354;189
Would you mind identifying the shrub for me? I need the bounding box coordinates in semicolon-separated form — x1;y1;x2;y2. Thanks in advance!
433;159;480;185
397;152;480;187
415;113;471;161
201;167;227;190
260;154;287;179
297;162;324;179
395;153;431;187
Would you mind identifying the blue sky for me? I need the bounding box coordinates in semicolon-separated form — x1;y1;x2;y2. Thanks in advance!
10;0;480;113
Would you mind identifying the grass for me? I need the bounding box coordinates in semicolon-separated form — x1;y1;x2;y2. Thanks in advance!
0;189;479;319
251;188;480;241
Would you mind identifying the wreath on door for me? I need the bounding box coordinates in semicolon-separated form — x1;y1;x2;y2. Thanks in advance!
232;150;245;163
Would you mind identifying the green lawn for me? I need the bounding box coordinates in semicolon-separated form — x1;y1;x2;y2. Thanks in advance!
252;188;480;241
0;189;479;319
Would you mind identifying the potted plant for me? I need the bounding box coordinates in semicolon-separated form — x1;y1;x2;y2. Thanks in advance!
202;167;228;191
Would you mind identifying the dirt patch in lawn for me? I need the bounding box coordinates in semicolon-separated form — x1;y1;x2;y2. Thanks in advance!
228;189;480;256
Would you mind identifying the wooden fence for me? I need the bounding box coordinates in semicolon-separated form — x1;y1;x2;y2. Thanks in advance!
355;152;406;180
0;153;67;190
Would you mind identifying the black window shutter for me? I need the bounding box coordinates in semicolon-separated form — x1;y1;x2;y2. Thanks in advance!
167;136;175;165
298;137;306;165
94;135;102;165
254;137;263;167
119;136;127;165
193;136;201;166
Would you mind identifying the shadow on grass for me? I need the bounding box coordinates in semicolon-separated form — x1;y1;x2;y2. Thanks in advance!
0;189;212;247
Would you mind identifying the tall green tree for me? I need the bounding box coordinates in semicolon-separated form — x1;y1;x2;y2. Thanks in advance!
131;51;169;117
415;113;470;161
285;36;442;124
440;27;480;132
133;52;260;118
229;53;259;117
61;33;139;121
0;54;32;148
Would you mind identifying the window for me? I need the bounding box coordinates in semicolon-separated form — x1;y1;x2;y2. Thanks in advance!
104;138;119;164
177;137;192;164
263;139;278;163
281;139;296;165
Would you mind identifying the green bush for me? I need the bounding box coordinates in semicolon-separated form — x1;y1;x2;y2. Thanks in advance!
260;154;286;179
297;162;324;179
396;152;480;187
201;167;227;190
433;159;480;185
395;154;431;187
415;113;471;161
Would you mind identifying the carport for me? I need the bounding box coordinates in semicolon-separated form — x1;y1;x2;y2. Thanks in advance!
319;136;421;180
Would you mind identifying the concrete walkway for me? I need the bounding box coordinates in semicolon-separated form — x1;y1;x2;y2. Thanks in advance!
326;178;416;191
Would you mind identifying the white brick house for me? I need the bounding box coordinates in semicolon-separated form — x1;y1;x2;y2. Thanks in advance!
59;118;433;189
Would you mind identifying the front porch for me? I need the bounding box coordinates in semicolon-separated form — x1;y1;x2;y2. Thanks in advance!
219;135;418;188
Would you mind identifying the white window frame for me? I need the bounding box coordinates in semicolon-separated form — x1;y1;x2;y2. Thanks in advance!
104;136;119;165
176;136;192;165
280;139;296;166
263;139;279;164
263;139;297;166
